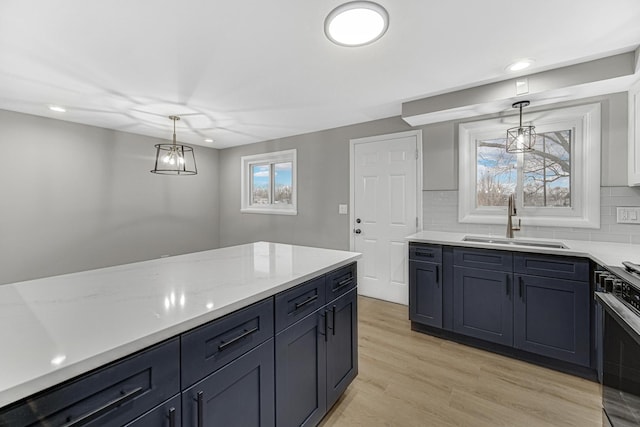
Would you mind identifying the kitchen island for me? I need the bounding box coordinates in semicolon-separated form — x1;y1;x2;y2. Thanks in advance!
0;242;360;426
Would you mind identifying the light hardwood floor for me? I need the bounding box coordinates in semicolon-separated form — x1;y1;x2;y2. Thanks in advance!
320;296;602;427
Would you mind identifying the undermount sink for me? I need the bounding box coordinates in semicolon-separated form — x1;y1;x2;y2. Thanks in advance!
462;236;569;249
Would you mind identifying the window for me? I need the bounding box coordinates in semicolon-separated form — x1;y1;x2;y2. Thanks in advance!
459;104;600;228
241;149;297;215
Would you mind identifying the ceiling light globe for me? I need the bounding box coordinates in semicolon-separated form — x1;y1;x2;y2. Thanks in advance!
325;2;389;47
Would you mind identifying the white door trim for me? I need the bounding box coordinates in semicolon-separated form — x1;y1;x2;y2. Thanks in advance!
349;129;423;252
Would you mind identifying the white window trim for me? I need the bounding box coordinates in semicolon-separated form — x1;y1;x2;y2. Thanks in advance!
241;149;297;215
458;103;600;228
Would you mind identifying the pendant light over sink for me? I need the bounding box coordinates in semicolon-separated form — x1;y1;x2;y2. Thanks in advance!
151;116;197;175
506;101;536;153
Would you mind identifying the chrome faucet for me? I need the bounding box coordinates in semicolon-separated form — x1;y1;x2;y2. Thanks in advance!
506;194;521;238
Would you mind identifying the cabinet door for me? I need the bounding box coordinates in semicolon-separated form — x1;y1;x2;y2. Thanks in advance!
275;309;327;427
183;339;275;427
453;267;513;346
124;395;181;427
514;274;590;366
326;289;358;409
409;260;442;328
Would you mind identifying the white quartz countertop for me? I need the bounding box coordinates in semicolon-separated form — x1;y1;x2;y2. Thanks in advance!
0;242;361;408
406;230;640;267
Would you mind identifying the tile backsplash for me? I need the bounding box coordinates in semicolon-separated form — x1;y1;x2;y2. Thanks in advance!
422;186;640;244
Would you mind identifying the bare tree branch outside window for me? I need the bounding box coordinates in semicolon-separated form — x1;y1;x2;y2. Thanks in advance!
476;130;571;208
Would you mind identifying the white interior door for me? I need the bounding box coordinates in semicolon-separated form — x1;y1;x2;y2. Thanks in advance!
351;131;421;305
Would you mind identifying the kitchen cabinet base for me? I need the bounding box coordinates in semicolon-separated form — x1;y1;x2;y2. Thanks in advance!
411;321;597;382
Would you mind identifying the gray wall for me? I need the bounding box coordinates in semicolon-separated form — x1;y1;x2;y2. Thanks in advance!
0;110;220;285
218;117;414;250
420;92;629;189
219;92;630;250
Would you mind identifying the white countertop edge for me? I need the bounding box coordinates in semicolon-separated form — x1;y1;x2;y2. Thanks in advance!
0;251;360;408
405;230;639;267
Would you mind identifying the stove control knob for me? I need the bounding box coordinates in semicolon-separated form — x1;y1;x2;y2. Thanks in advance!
604;277;615;292
612;280;623;294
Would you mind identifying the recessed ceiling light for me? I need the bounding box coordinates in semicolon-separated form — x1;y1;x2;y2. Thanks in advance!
506;59;534;72
48;105;66;113
204;138;213;143
325;1;389;47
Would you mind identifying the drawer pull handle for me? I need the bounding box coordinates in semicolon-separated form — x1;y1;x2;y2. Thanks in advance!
196;391;204;427
218;327;259;351
294;294;318;310
415;252;434;258
168;407;176;427
334;278;353;292
61;386;144;427
435;265;439;286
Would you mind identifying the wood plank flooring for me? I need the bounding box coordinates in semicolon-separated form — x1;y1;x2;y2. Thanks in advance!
320;296;602;427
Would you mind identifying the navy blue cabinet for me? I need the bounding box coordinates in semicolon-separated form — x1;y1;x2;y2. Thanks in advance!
183;339;275;427
275;265;358;427
326;289;358;409
409;244;593;372
0;263;358;427
124;395;181;427
275;308;327;427
410;260;442;328
409;243;443;328
453;266;513;346
513;253;591;367
0;338;180;427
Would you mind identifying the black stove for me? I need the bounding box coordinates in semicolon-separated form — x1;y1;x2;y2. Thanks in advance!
595;263;640;427
597;265;640;313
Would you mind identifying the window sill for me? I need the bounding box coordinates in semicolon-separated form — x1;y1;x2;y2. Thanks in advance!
241;208;298;216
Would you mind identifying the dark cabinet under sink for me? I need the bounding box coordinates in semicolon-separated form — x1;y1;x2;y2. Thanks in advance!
409;243;594;376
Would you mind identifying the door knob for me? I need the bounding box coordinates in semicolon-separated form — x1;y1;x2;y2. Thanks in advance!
354;229;362;234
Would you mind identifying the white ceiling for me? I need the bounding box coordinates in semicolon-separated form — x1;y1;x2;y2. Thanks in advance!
1;0;639;149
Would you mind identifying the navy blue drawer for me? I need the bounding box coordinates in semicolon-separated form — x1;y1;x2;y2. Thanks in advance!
453;247;512;272
514;253;589;281
0;338;180;427
409;243;442;263
181;298;274;389
275;276;326;333
124;394;181;427
326;263;357;302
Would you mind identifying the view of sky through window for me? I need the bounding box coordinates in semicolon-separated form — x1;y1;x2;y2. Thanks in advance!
476;131;571;208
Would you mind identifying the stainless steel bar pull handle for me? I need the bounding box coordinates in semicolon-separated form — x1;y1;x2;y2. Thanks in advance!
168;407;176;427
61;386;144;427
218;326;259;351
332;305;337;336
334;277;353;292
294;294;318;310
196;391;204;427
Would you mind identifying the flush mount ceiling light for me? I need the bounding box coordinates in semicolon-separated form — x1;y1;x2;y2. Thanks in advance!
151;116;197;175
324;1;389;47
506;59;534;72
506;101;536;153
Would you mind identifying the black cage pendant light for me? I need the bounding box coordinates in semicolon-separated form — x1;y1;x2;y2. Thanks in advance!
151;116;197;175
506;101;536;153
